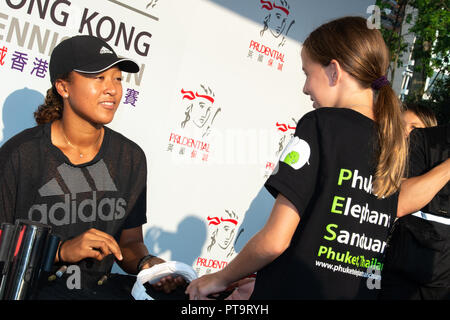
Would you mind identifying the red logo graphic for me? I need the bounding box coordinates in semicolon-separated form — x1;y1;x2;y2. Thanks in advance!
206;210;239;258
260;0;295;47
181;89;215;104
276;122;296;132
260;0;290;15
180;84;221;137
262;118;298;179
207;216;238;226
165;84;220;162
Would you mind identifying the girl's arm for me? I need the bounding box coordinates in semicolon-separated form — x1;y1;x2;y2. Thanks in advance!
185;193;300;299
397;158;450;217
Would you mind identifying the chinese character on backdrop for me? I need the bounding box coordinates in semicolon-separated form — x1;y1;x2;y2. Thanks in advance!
124;88;140;107
0;46;7;66
30;58;49;78
11;51;28;72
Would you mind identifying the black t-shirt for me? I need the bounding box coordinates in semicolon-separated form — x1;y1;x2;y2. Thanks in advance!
407;124;449;217
380;124;450;291
0;122;147;284
251;108;398;299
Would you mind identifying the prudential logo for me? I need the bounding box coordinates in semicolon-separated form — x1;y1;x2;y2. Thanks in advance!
28;160;127;226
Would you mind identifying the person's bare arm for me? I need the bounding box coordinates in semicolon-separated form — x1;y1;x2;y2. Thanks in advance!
397;159;450;217
118;226;185;293
186;194;300;299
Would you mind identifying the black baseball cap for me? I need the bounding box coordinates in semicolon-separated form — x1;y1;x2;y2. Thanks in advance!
49;35;140;84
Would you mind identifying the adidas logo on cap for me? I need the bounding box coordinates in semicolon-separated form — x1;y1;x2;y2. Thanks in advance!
99;46;113;54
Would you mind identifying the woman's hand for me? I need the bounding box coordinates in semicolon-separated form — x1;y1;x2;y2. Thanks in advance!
140;257;187;294
59;228;123;263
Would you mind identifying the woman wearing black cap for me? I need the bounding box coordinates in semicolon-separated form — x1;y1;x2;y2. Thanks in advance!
0;35;183;299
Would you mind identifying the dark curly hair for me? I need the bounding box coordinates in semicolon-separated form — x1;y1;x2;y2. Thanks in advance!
34;73;70;125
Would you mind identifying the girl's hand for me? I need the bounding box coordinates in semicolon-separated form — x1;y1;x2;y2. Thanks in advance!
185;271;228;300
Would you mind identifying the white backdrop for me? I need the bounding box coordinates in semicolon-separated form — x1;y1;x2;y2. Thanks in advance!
0;0;373;276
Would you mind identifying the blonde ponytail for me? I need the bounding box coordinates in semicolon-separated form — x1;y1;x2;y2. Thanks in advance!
372;85;408;198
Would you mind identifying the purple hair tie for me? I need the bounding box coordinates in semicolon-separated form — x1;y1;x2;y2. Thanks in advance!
371;76;390;90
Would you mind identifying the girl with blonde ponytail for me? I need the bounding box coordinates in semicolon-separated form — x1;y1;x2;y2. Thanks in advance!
186;16;407;300
301;16;408;198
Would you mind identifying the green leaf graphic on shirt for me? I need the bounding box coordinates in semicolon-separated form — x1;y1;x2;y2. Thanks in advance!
283;151;300;166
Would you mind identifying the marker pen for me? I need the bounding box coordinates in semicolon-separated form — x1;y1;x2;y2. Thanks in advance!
48;265;68;281
97;274;108;286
